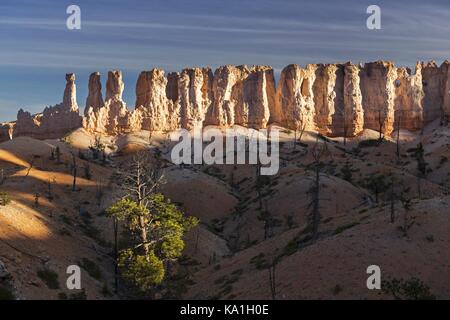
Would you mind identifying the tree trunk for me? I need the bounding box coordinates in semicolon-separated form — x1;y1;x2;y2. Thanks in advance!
114;217;119;294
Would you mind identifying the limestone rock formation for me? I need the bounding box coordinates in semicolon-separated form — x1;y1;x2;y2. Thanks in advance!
360;61;397;136
177;67;213;129
342;62;364;136
2;60;450;143
0;123;14;142
85;72;104;116
276;64;317;131
134;68;172;131
237;65;275;129
84;70;130;134
203;65;276;129
394;64;424;130
441;60;450;122
204;65;243;127
421;61;449;124
10;73;82;139
313;64;344;136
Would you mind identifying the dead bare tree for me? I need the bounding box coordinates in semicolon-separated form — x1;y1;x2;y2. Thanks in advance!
34;192;40;207
292;106;305;150
399;187;413;237
389;177;396;223
25;156;35;177
71;153;78;192
83;162;92;180
55;146;61;164
308;136;330;240
377;109;385;141
117;151;166;255
268;258;277;300
414;143;427;199
0;168;5;185
396;111;402;160
95;180;105;206
46;177;55;201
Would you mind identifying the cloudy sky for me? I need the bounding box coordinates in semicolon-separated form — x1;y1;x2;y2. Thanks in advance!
1;0;450;121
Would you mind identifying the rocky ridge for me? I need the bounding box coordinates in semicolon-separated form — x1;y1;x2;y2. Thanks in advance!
2;60;450;142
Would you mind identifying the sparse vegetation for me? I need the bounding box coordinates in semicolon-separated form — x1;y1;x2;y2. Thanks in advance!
382;277;436;300
37;268;60;289
89;136;105;160
333;222;359;235
0;285;15;300
80;258;102;281
358;139;380;149
0;191;11;206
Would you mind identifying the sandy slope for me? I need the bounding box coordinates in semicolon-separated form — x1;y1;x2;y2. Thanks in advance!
0;122;449;299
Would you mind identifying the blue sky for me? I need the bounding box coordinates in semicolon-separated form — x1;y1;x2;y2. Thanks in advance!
1;0;450;121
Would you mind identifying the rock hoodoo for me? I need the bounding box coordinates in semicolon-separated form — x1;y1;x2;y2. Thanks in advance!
85;72;104;116
2;60;450;142
6;73;82;140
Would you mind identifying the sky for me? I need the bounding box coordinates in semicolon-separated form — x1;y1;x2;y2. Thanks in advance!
1;0;450;122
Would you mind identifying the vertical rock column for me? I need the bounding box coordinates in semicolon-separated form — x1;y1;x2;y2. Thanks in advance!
178;67;213;129
134;68;171;131
360;61;396;136
275;64;317;131
342;62;364;136
313;64;345;136
440;60;450;122
62;73;79;112
394;63;424;130
204;65;243;127
237;65;275;129
84;72;104;116
84;70;130;134
420;61;444;124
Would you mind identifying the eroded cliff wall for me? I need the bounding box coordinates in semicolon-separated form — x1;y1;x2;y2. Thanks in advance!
3;60;450;142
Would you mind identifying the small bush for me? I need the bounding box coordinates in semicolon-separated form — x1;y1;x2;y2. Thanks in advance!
382;277;436;300
332;284;343;295
358;139;380;148
333;222;359;235
101;283;112;297
37;268;60;289
0;285;15;300
69;289;87;300
0;192;11;206
250;253;269;270
80;258;102;281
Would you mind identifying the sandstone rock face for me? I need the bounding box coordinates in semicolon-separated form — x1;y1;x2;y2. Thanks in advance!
276;64;316;131
3;61;449;142
106;70;124;101
0;123;14;142
420;60;450;124
85;72;104;116
441;61;450;122
237;65;275;129
134;69;171;131
313;64;345;135
342;62;364;136
203;65;276;129
63;73;78;111
204;65;243;127
10;73;82;139
84;71;130;134
394;64;424;130
178;67;213;129
360;61;396;136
